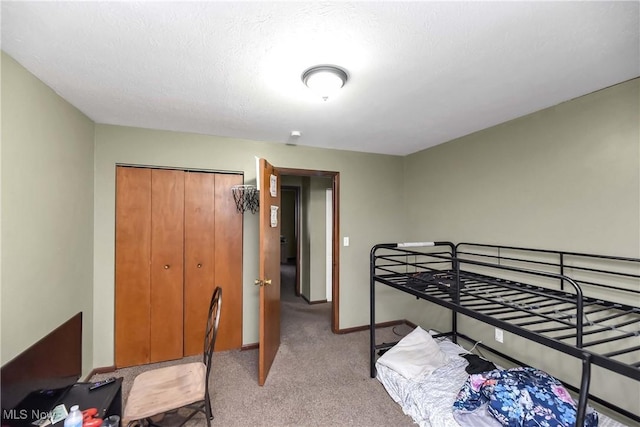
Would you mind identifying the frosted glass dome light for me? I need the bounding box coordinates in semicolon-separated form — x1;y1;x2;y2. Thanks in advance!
302;65;348;101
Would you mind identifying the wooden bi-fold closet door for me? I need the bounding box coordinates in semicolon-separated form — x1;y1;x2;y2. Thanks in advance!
115;166;243;368
183;172;243;355
149;169;185;363
183;171;216;356
211;173;243;352
115;167;152;367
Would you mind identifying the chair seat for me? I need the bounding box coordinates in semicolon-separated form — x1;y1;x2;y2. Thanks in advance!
123;362;206;425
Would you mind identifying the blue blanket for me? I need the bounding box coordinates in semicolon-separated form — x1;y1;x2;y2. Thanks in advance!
453;366;598;427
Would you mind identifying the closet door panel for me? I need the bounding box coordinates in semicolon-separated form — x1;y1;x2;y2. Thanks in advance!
183;172;216;356
115;167;152;367
214;173;243;350
150;169;185;363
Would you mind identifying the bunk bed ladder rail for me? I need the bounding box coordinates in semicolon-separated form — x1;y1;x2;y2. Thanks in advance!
452;246;459;344
576;352;593;427
369;241;455;378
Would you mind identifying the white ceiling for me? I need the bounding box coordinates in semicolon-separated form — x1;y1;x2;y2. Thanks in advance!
2;1;639;156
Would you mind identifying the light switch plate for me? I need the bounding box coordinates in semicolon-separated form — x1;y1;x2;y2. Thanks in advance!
343;237;349;247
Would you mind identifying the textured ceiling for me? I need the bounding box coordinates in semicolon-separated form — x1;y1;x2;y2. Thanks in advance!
2;1;639;155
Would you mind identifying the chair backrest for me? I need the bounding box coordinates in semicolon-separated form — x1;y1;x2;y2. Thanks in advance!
204;287;222;372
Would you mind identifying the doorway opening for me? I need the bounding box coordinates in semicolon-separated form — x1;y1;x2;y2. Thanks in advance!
278;169;340;333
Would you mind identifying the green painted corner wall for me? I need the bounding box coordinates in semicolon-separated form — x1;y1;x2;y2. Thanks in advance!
1;52;95;378
403;79;640;256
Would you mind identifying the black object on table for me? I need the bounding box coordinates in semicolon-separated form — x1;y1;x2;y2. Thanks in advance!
61;379;123;421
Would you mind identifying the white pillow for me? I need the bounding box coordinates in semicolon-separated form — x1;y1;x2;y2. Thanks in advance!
376;326;449;380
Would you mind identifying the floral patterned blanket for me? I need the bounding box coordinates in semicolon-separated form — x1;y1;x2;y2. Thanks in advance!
453;366;598;427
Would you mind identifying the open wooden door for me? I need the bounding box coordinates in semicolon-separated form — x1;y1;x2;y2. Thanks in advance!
258;158;281;385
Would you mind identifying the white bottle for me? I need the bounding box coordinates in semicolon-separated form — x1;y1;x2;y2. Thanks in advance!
64;405;83;427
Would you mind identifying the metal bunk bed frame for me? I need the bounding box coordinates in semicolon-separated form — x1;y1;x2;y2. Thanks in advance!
369;241;640;426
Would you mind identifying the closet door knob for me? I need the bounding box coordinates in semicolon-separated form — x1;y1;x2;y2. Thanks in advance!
197;263;202;268
164;265;170;269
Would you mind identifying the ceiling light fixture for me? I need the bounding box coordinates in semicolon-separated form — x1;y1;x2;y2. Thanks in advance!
302;65;348;101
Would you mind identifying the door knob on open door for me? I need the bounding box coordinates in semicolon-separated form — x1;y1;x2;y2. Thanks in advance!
254;279;272;287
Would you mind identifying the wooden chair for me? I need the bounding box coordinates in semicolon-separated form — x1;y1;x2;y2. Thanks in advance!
123;287;222;427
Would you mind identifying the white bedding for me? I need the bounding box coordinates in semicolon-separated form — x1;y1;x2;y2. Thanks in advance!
376;326;449;380
376;336;628;427
377;338;494;427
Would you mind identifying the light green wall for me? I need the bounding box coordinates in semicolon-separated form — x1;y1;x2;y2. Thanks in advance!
404;79;639;255
309;177;332;301
1;53;95;377
93;124;406;368
403;78;640;420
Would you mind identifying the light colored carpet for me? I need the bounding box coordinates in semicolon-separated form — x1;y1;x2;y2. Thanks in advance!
93;263;414;426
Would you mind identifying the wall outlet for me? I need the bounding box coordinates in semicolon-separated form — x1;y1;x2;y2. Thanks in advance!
495;328;504;343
